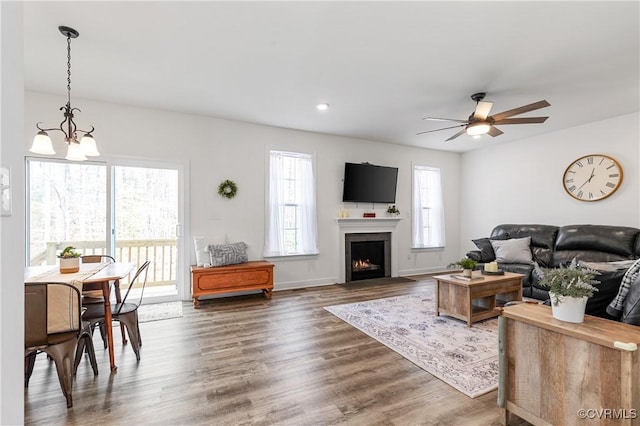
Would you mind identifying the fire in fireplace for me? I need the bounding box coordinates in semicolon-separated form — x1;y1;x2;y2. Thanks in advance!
345;232;391;282
352;258;381;272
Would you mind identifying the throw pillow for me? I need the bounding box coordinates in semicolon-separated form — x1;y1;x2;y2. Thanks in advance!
472;233;510;263
193;236;209;267
490;237;533;264
207;242;249;267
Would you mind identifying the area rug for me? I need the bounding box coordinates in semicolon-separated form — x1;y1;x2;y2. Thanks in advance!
138;301;183;323
324;288;499;398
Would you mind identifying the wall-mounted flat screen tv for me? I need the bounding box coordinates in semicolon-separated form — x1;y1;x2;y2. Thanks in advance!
342;162;398;203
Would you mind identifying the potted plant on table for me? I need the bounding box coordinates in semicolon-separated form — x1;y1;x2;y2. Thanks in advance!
448;257;478;278
538;262;600;323
58;246;81;273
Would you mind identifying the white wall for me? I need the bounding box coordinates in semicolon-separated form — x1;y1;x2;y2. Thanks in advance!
24;91;461;295
460;112;640;251
1;2;24;424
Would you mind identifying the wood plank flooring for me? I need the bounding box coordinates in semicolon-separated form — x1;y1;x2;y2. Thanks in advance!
24;278;528;425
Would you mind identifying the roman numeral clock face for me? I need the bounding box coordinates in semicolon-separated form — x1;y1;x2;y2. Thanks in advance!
563;154;623;202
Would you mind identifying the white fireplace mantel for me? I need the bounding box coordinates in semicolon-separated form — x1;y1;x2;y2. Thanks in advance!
336;217;402;283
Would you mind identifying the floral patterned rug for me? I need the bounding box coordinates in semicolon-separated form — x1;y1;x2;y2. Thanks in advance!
324;288;499;398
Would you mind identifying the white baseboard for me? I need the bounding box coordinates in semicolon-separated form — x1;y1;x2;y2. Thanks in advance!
274;277;338;291
399;266;448;277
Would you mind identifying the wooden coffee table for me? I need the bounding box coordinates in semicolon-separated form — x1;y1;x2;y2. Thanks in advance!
433;271;523;326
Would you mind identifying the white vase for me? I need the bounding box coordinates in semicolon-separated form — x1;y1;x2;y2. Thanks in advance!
549;292;588;323
463;268;473;278
59;257;80;274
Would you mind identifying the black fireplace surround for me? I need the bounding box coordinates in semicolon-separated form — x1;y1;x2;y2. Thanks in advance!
345;232;391;282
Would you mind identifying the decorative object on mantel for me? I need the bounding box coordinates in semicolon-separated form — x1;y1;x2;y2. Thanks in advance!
217;179;238;199
58;246;81;273
448;257;478;278
363;212;376;218
30;26;99;161
386;205;400;216
538;261;600;323
337;209;350;218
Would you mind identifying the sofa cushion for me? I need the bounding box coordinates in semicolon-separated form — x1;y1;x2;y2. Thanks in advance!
491;237;533;264
555;225;639;258
491;224;558;267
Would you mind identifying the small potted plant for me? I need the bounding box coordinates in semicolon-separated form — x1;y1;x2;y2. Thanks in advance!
58;246;81;273
448;257;478;278
538;263;599;323
386;205;400;216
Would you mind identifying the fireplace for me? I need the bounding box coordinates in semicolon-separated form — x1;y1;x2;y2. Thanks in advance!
345;232;391;282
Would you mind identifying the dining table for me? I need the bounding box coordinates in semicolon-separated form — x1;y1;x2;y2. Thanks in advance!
25;261;137;372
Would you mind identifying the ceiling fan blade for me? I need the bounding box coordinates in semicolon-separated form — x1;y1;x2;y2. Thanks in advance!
489;100;551;121
445;128;467;141
416;124;465;136
492;117;549;125
422;116;469;123
487;126;504;137
473;101;493;120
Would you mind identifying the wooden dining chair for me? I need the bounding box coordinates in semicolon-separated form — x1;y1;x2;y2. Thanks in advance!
82;261;151;361
24;281;89;408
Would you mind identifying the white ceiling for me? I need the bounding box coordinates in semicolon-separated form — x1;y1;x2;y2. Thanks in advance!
24;1;639;153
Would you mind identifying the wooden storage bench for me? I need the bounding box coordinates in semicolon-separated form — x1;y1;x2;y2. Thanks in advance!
191;261;274;308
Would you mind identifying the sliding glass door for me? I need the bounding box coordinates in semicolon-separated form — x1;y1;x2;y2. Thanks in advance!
27;159;107;265
27;158;184;301
113;165;179;299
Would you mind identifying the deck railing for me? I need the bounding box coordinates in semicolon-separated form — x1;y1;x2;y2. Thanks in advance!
31;239;177;288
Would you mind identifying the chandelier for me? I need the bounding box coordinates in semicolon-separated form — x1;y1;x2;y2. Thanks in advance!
30;26;99;161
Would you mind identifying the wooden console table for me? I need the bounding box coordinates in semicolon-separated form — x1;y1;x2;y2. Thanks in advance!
499;303;640;426
191;261;274;308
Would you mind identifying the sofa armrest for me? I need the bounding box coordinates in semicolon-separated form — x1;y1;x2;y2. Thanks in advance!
466;250;482;262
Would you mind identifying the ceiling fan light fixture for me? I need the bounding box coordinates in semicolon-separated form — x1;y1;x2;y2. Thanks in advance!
466;122;491;136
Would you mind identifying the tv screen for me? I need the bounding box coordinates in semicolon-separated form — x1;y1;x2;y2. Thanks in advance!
342;163;398;203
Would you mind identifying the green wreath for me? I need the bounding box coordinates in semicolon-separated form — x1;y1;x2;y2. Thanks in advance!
217;179;238;199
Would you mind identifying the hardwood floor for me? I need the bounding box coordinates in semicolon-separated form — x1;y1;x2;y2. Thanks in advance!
25;278;526;425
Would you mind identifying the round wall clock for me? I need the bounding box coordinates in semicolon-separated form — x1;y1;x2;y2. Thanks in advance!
562;154;623;202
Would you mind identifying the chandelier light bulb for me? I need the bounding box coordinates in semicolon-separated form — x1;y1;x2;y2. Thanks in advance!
30;131;56;155
65;142;87;161
80;134;100;156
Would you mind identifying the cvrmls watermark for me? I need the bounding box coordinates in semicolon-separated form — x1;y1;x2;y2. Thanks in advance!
577;408;638;420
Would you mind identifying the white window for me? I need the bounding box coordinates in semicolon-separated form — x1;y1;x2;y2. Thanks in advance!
412;165;445;248
264;150;318;257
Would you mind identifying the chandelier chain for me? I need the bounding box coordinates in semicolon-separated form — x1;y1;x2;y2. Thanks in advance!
66;35;72;105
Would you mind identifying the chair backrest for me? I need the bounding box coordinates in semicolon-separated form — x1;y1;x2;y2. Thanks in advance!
116;261;151;314
81;254;115;264
25;282;82;347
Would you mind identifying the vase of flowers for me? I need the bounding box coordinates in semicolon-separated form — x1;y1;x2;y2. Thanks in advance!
538;262;599;323
58;246;81;273
448;257;478;278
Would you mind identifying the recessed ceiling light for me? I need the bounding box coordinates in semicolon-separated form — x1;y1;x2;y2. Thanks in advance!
316;103;330;111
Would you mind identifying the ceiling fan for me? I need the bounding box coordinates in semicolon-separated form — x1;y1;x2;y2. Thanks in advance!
417;92;550;141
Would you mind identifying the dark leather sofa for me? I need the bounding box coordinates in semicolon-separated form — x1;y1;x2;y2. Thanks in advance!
466;224;640;318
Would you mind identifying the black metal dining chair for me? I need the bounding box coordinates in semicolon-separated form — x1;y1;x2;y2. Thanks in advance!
82;261;151;361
